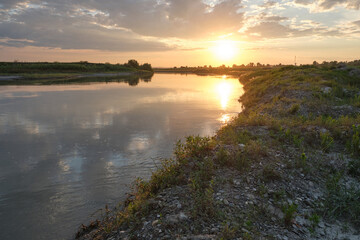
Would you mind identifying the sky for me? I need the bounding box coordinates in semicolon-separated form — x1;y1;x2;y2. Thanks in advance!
0;0;359;67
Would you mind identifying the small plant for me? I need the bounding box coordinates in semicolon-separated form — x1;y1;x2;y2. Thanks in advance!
190;156;216;218
234;151;250;171
273;189;286;203
216;146;230;166
320;132;334;152
348;158;360;178
262;165;282;182
282;203;298;226
323;172;360;225
292;134;304;149
219;222;237;239
309;213;320;233
347;125;360;156
295;152;307;170
288;103;300;114
257;184;268;198
245;140;268;159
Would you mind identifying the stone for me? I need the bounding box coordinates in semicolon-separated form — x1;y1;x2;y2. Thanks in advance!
152;220;159;227
179;212;188;221
238;143;246;151
167;215;179;224
267;205;284;219
321;87;332;94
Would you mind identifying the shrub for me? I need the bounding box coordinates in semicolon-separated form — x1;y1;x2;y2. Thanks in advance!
320;132;334;152
282;203;298;226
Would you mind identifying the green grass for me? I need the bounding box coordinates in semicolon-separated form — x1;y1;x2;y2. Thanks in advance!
323;172;360;226
282;203;298;226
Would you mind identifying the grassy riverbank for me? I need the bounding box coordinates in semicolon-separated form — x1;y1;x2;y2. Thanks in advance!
0;61;154;85
77;63;360;239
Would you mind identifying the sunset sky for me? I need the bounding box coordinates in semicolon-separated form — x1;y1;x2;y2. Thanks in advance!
0;0;359;67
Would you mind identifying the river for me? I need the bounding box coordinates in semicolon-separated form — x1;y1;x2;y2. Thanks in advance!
0;73;243;240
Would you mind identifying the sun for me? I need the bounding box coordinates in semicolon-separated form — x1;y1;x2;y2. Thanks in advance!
213;40;237;61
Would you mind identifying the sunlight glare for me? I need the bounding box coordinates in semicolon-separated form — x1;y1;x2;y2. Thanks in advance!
219;114;231;124
213;40;237;61
216;80;232;110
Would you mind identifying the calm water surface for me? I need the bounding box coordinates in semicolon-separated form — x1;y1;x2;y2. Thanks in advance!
0;74;243;240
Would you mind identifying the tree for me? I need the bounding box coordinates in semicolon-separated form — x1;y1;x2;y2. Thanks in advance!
140;63;153;72
126;59;140;69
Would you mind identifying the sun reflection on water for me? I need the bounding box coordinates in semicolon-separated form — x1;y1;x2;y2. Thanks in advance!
216;76;233;110
219;113;232;124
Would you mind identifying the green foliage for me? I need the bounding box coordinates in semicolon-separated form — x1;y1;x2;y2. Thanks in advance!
216;146;230;166
140;63;153;72
0;61;143;73
219;222;237;239
309;213;320;233
292;134;304;149
218;126;254;145
348;158;360;179
125;59;140;69
174;136;215;162
282;203;298;226
245;140;268;160
347;125;360;156
234;151;250;171
174;136;217;218
320;132;334;152
190;174;215;218
323;172;360;226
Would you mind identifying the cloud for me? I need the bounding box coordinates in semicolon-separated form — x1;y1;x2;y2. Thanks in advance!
354;20;360;27
245;22;293;39
294;0;360;10
0;0;245;51
242;19;348;40
0;0;359;52
0;7;171;51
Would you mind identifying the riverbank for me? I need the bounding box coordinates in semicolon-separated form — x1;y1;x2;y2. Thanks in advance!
77;63;360;239
0;61;154;85
0;71;154;85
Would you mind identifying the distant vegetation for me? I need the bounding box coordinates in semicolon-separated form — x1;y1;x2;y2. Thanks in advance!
0;59;153;74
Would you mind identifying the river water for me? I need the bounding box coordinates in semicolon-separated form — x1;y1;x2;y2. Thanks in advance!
0;73;243;240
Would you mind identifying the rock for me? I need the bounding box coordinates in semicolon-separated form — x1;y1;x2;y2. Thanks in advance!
238;143;245;151
246;193;255;200
167;214;179;224
177;203;182;209
152;220;159;227
267;205;284;219
295;216;308;227
179;212;188;221
166;212;188;225
223;199;229;205
349;69;360;77
322;87;332;94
